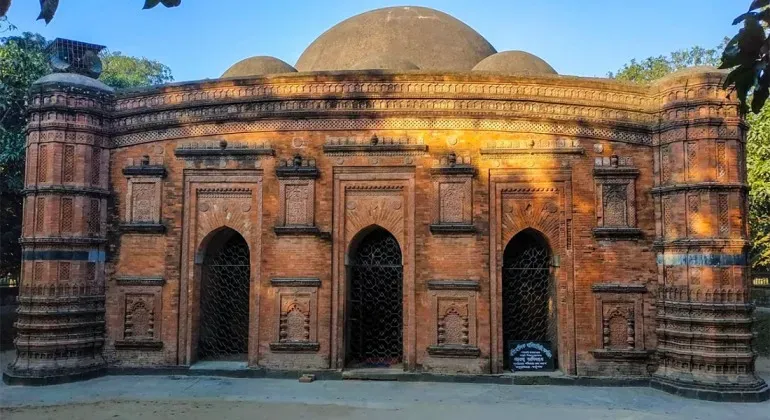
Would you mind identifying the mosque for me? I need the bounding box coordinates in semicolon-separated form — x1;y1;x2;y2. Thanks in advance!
6;6;767;402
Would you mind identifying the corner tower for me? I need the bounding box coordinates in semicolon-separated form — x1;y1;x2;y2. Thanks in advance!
4;40;113;384
651;67;769;401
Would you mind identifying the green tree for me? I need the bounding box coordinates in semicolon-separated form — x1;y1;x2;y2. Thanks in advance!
608;43;726;82
0;31;173;281
747;106;770;268
100;51;173;89
610;43;770;270
0;32;48;281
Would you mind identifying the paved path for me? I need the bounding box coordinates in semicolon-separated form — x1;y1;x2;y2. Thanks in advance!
1;374;768;419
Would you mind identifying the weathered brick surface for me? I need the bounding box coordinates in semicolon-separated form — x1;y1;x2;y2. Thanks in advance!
14;70;765;399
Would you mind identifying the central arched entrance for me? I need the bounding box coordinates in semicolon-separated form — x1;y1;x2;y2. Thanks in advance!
346;227;403;368
502;228;556;370
198;228;250;361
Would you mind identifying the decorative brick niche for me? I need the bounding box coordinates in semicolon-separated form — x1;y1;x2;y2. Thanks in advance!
269;277;321;353
426;279;480;358
593;156;642;239
430;152;475;234
590;283;649;363
274;154;321;236
114;276;165;350
120;157;167;234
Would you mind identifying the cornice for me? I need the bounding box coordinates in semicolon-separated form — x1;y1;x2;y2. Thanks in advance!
115;276;165;286
111;117;654;149
19;236;107;246
112;74;654;113
22;185;111;197
651;182;748;195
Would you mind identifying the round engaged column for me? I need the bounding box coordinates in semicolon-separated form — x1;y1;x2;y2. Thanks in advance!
651;68;769;402
4;40;114;385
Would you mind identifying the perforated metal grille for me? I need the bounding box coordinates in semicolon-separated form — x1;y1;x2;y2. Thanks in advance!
348;229;403;367
502;231;554;368
199;232;250;361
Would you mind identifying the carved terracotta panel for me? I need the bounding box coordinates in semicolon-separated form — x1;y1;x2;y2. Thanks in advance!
278;180;315;227
431;174;473;227
278;293;314;343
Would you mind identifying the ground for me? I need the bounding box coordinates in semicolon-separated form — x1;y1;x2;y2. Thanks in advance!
0;370;768;419
1;350;768;419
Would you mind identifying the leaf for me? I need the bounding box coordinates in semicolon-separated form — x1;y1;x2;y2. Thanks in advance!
750;0;770;11
0;0;10;18
719;34;743;68
145;0;181;8
753;69;770;113
36;0;58;24
733;11;756;25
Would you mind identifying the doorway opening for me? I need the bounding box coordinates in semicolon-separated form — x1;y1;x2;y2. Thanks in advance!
198;228;250;361
501;228;556;370
346;227;403;368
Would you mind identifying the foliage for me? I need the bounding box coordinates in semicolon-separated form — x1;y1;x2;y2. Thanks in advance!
747;105;770;268
608;42;726;82
0;31;173;281
100;51;173;89
0;32;48;279
610;43;770;270
0;0;181;23
720;1;770;114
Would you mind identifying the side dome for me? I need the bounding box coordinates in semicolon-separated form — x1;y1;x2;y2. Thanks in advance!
296;6;496;72
221;56;297;78
472;51;557;76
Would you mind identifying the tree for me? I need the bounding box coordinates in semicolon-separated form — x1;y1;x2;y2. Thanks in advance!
720;1;770;114
0;32;48;282
610;43;770;270
0;32;173;282
100;51;173;89
747;106;770;268
0;0;181;23
608;43;725;83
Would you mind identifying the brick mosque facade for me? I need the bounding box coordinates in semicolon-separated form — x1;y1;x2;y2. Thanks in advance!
4;7;768;402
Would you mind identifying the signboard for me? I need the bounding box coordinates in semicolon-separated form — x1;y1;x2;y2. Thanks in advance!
508;340;554;372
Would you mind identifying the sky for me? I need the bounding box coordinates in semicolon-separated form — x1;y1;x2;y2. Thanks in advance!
4;1;747;83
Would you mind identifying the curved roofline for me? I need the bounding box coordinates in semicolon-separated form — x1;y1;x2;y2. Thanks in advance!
114;69;651;98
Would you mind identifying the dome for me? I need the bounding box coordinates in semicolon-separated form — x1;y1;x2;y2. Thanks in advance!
350;56;420;71
472;51;557;76
33;73;114;93
296;6;497;72
221;56;297;78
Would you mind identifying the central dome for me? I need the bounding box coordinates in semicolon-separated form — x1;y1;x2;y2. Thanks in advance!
295;6;497;72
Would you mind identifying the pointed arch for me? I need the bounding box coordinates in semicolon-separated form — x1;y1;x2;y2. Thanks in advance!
501;227;556;370
196;227;250;361
345;226;403;367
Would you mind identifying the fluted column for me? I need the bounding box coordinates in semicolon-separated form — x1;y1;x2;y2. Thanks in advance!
651;69;768;401
3;72;114;384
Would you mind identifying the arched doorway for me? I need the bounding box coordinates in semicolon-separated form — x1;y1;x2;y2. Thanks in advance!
198;228;250;361
346;227;403;368
502;229;556;369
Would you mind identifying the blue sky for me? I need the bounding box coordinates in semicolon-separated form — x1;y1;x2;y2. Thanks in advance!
5;1;745;82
